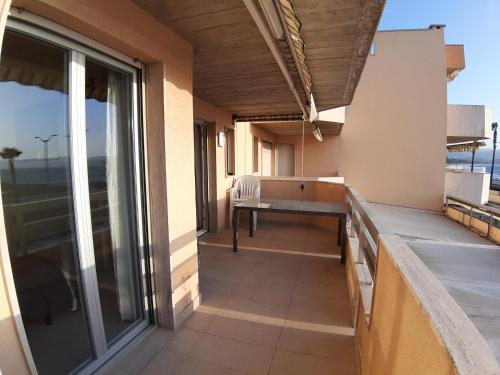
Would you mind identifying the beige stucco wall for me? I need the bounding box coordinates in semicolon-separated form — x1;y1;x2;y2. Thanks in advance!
236;122;277;177
236;130;341;179
340;29;448;211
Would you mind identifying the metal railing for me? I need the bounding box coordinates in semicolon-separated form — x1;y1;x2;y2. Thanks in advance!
445;194;500;241
345;186;388;282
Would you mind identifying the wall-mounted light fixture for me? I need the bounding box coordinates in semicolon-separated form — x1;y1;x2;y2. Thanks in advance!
217;132;226;147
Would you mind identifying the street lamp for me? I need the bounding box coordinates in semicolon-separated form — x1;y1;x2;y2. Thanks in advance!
490;122;498;190
35;134;58;184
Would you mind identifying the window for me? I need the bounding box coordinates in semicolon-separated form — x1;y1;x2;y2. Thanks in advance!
253;136;259;173
225;128;235;176
0;19;149;374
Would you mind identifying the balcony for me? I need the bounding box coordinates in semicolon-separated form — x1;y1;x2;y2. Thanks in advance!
445;167;490;204
447;104;492;143
446;45;465;82
106;179;500;375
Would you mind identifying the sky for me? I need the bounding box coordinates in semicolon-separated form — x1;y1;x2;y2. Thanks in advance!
378;0;500;148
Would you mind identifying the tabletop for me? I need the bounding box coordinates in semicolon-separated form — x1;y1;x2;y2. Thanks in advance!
233;198;347;215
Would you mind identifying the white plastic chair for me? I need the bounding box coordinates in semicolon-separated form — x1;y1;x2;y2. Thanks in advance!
230;175;261;230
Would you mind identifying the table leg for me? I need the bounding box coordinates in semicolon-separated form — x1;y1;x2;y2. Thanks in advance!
340;215;346;265
232;209;239;253
337;218;342;246
249;209;254;237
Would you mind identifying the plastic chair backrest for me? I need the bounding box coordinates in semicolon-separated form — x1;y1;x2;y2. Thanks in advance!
235;175;260;199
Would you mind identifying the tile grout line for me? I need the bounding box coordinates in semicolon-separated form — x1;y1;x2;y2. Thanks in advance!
266;232;306;375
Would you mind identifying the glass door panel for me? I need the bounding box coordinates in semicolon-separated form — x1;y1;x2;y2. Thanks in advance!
85;58;144;343
0;30;93;375
194;122;209;233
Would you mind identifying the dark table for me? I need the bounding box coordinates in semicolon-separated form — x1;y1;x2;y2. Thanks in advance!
232;198;348;264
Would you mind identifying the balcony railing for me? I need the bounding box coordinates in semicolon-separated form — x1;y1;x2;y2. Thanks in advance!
345;186;389;280
445;194;500;243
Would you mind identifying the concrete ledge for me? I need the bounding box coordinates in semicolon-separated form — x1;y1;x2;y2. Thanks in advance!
380;234;499;375
258;176;344;184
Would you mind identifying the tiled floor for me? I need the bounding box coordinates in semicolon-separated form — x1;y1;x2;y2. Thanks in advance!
108;221;358;375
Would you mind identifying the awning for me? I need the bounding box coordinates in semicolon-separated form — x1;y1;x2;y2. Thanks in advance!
133;0;385;116
0;30;109;102
254;120;342;137
447;141;486;153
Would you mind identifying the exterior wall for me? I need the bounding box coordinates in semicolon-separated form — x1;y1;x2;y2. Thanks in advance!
445;170;490;204
237;133;341;178
447;104;492;140
0;1;199;372
235;122;277;177
340;29;448;211
298;135;340;177
446;44;465;79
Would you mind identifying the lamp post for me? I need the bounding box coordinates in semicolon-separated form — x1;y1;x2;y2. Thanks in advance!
471;141;477;172
35;134;58;184
490;122;498;190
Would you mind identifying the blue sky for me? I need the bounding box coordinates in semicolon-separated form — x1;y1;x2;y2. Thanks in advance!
379;0;500;148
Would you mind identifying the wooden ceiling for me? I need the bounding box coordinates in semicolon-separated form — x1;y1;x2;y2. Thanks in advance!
293;0;384;110
133;0;385;116
255;120;343;136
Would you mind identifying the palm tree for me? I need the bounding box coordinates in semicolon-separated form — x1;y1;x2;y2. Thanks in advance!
0;147;23;202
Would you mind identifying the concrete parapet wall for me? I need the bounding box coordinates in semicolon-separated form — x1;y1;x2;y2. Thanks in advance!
348;234;500;374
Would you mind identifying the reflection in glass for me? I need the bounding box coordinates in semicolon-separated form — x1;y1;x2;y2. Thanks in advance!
85;59;143;343
0;31;92;374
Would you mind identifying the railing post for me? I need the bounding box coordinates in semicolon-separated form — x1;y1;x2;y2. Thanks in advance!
488;213;493;239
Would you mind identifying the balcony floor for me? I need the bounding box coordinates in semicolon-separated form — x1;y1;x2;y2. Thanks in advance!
108;221;358;375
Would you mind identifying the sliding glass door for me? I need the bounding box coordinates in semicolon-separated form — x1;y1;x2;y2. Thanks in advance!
85;59;144;344
0;20;149;375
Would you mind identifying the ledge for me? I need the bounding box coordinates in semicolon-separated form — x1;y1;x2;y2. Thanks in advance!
258;176;344;184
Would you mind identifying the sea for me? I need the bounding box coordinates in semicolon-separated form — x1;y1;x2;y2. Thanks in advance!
1;158;500;186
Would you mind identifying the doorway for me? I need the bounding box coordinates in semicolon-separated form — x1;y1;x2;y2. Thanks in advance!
277;144;295;176
194;121;209;235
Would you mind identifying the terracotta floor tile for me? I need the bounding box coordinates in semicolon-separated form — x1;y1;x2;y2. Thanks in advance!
139;351;184;375
116;329;174;374
167;328;202;355
188;334;275;375
269;238;307;252
114;222;360;375
269;349;359;375
233;285;293;308
182;310;217;332
200;278;240;297
173;357;246;375
222;296;288;323
278;326;357;362
206;314;283;347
